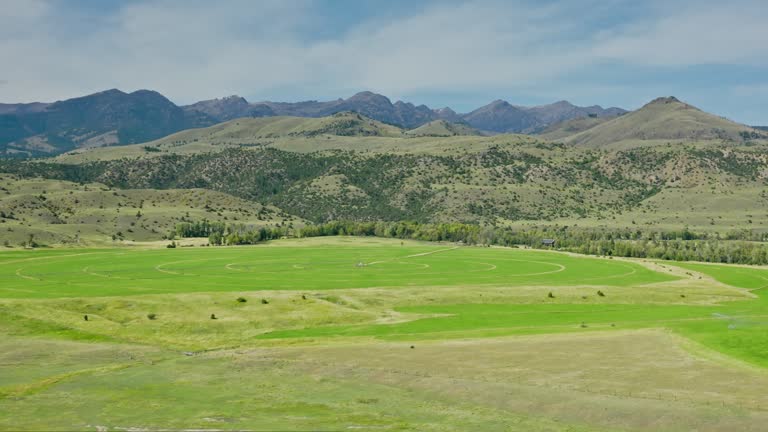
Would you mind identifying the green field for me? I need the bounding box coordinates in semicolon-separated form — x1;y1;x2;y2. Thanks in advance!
3;237;768;431
0;240;675;299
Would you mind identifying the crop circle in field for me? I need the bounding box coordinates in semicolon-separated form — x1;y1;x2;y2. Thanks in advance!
220;256;564;278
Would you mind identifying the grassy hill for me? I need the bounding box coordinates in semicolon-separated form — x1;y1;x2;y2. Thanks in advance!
157;111;404;141
6;138;768;235
406;120;482;137
562;97;767;148
0;174;302;246
53;118;538;163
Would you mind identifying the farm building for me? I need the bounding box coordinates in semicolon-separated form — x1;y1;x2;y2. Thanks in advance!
542;239;556;247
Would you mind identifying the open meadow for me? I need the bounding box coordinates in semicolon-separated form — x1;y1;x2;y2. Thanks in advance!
2;236;768;431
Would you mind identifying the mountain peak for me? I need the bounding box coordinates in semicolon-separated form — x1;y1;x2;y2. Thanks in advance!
347;91;392;103
90;88;127;98
221;95;248;103
647;96;682;106
561;95;758;147
489;99;511;107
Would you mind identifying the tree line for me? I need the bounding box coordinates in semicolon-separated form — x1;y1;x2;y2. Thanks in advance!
174;219;768;265
174;220;288;246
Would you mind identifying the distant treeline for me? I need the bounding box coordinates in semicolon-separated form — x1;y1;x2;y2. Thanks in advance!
175;219;768;265
173;220;287;246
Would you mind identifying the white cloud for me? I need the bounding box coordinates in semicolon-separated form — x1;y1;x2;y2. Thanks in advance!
591;1;768;66
0;0;766;107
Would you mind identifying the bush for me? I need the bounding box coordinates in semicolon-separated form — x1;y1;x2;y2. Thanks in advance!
147;313;157;320
261;298;269;304
236;297;247;303
167;241;177;248
597;290;605;297
547;292;555;299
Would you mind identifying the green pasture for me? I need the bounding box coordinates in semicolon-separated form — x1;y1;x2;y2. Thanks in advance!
0;241;675;299
3;237;768;431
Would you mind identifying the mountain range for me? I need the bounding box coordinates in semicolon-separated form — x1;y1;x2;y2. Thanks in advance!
2;93;768;245
0;89;626;156
0;89;217;156
184;91;626;133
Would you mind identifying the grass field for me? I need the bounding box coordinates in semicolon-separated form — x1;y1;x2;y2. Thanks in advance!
2;237;768;431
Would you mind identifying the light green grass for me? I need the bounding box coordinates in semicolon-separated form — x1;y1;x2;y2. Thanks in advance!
0;240;676;299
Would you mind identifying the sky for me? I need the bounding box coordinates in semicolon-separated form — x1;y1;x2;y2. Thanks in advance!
1;0;767;124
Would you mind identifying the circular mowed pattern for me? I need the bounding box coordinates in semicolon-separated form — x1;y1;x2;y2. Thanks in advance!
0;243;676;298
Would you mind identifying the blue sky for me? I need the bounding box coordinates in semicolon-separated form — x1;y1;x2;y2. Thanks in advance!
1;0;767;124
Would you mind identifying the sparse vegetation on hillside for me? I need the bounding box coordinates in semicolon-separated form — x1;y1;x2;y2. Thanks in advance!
0;174;302;245
5;138;768;235
406;120;482;137
561;96;767;148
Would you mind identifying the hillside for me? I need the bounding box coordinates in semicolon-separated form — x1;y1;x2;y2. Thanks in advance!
5;136;768;235
157;112;404;142
405;120;482;137
53;116;538;163
0;174;302;246
537;116;615;140
564;97;767;148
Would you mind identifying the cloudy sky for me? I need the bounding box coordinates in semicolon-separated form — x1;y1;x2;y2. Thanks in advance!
1;0;767;123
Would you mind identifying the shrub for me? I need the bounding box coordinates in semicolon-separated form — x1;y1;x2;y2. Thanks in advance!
147;313;157;320
236;297;247;303
547;292;555;299
210;313;217;320
597;290;605;297
261;298;269;304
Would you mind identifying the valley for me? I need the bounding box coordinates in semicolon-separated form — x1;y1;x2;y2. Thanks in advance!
2;91;768;431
